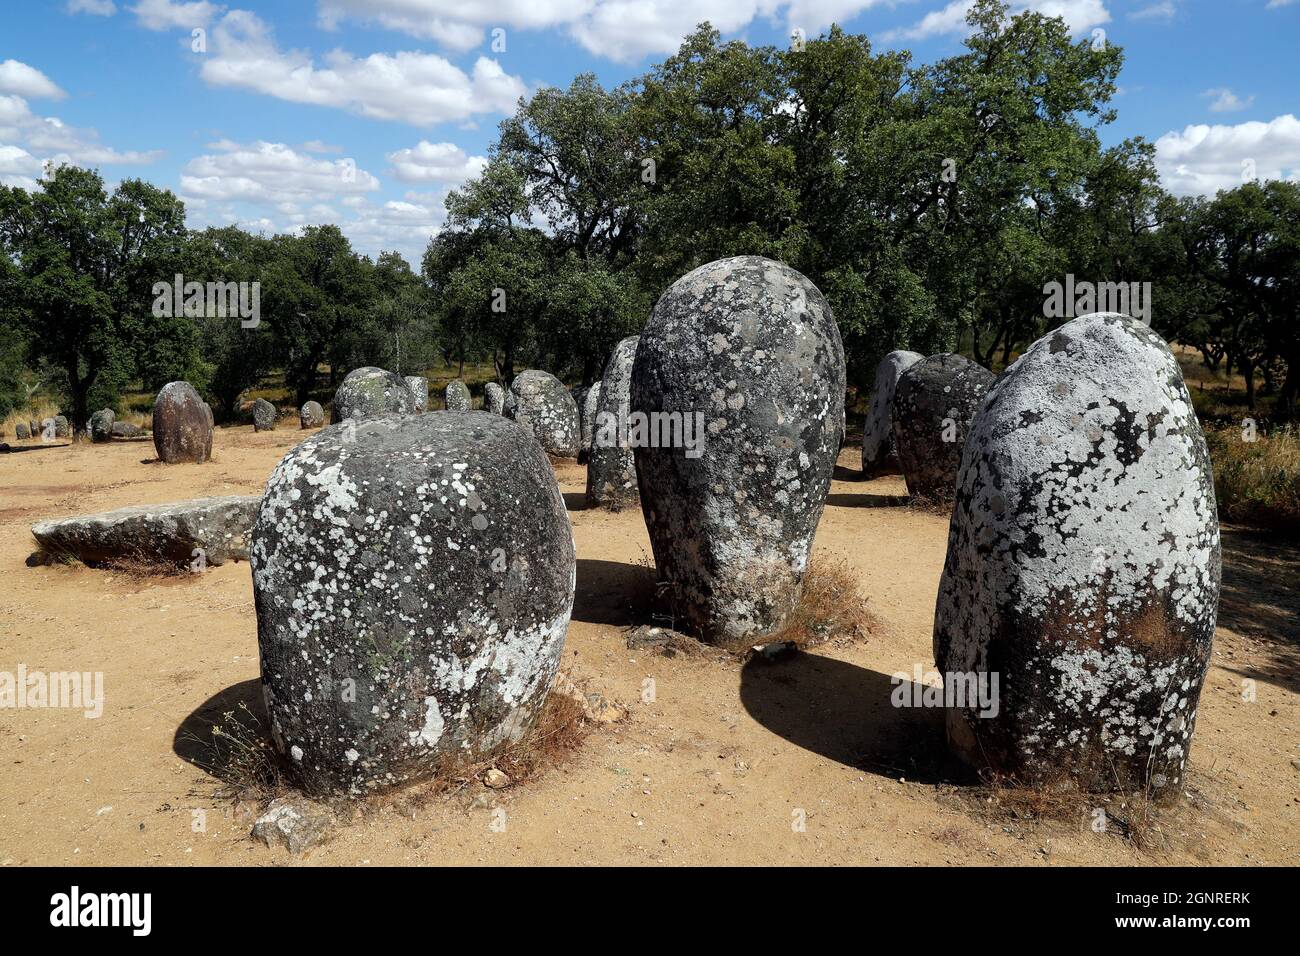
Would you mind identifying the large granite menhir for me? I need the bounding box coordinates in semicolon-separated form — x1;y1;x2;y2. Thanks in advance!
891;354;994;500
153;381;213;463
862;350;923;477
631;256;845;647
251;412;576;795
934;312;1221;794
587;338;638;509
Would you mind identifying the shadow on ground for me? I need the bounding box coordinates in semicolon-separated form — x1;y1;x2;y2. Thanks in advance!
825;492;910;508
1217;526;1300;693
571;557;659;628
173;678;273;783
739;651;973;785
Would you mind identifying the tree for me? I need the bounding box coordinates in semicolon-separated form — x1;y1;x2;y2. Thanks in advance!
0;166;186;431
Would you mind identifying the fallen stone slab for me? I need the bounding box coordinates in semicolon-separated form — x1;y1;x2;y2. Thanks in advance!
30;495;260;567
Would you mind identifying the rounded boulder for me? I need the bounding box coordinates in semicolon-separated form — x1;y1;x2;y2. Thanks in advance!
300;401;325;429
504;370;580;458
484;382;505;415
251;412;576;795
252;398;277;432
332;367;416;423
630;256;845;646
90;409;115;443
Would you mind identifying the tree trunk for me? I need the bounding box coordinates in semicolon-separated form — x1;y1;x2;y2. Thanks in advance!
1242;358;1256;410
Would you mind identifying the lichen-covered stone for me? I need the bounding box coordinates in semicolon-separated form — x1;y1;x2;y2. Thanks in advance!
505;370;580;458
444;380;470;412
251;412;576;795
153;382;212;464
891;354;994;499
300;401;325;429
111;421;144;438
31;495;259;566
934;313;1221;794
587;337;639;509
53;415;69;438
15;422;30;440
332;367;416;423
405;376;429;413
631;256;845;645
576;382;601;464
484;382;505;415
862;350;923;477
253;398;277;431
90;409;115;443
28;420;38;438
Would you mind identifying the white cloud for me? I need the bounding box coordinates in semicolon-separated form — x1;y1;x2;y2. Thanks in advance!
1203;87;1254;114
130;0;221;30
1130;1;1175;20
0;60;67;100
66;0;118;15
1155;114;1300;196
881;0;1110;43
0;93;161;177
178;139;380;203
199;10;527;126
387;140;486;184
1266;0;1296;8
317;1;893;63
0;143;46;189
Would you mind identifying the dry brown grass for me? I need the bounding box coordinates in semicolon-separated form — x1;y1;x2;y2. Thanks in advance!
957;764;1190;854
763;556;877;651
1206;424;1300;536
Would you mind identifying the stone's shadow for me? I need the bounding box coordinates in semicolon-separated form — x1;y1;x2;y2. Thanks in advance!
1217;527;1300;693
173;678;271;781
571;557;659;628
832;464;863;482
825;492;910;508
562;491;588;512
739;651;972;785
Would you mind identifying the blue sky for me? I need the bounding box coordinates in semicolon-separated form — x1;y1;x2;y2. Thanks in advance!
2;0;1297;266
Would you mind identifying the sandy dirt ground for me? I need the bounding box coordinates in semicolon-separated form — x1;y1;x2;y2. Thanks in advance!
0;427;1296;866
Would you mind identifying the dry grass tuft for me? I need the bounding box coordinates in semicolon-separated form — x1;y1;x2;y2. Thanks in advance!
764;556;877;651
181;700;292;806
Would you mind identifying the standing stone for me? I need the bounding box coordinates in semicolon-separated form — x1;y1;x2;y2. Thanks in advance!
54;415;70;438
891;354;995;500
28;420;39;438
153;382;213;464
587;338;639;509
251;412;575;795
484;382;505;415
332;367;417;423
934;313;1221;795
631;256;845;646
90;409;115;443
405;376;429;413
505;370;580;458
444;380;470;412
300;401;325;429
253;398;277;432
576;382;601;464
111;421;144;438
15;422;29;440
862;350;923;477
